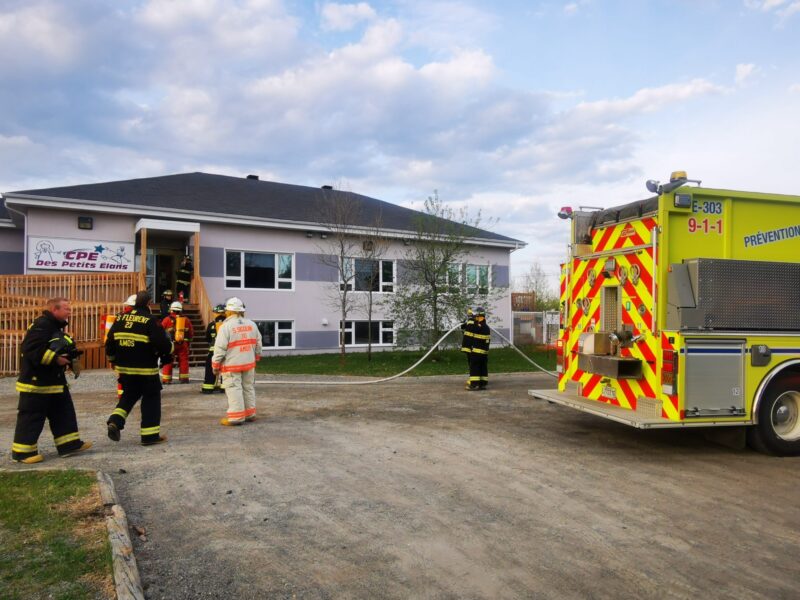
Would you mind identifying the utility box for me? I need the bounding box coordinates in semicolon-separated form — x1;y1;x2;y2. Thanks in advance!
578;332;611;355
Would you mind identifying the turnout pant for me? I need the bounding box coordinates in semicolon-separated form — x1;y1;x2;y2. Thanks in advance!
468;353;489;389
222;369;256;423
162;342;190;383
108;375;163;443
12;390;84;460
202;352;222;393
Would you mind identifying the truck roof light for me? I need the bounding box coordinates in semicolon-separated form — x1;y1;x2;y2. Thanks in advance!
558;206;573;220
670;170;688;181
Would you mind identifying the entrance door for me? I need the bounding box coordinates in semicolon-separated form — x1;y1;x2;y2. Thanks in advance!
152;248;187;298
156;254;177;298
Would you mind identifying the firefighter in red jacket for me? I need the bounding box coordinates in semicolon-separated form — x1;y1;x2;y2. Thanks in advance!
161;301;193;384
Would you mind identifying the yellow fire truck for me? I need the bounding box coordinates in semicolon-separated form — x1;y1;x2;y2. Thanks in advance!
529;172;800;456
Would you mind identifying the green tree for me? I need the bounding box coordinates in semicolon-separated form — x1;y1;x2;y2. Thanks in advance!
384;191;503;348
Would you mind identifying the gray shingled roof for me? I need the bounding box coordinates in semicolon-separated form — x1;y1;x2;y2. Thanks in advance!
9;172;521;244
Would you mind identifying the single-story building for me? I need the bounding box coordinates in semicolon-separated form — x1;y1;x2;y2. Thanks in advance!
0;172;525;353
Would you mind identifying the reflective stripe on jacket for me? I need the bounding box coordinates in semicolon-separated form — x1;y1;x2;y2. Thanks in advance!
212;315;263;373
17;311;69;393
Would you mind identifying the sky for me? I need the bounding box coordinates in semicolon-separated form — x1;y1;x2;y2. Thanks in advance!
1;0;799;292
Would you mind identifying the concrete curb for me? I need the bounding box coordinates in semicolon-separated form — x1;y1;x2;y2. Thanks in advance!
96;471;145;600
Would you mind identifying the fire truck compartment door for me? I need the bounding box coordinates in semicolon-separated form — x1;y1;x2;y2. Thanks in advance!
683;339;746;417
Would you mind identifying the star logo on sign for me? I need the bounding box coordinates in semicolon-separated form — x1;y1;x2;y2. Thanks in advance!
94;245;105;253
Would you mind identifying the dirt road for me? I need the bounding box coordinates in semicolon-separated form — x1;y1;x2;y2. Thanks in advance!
1;372;798;599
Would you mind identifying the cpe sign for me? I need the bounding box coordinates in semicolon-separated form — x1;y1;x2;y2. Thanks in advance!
28;237;135;272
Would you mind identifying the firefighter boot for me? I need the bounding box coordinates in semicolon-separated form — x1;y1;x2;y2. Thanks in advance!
107;422;121;442
141;435;168;446
59;441;93;458
13;453;44;464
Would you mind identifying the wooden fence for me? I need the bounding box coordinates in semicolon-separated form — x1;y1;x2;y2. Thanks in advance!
0;272;137;376
0;272;138;303
0;302;124;376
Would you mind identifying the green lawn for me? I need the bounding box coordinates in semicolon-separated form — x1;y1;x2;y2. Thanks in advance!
0;470;113;600
257;344;557;377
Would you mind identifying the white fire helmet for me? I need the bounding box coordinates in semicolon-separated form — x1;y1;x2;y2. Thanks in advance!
169;301;183;312
124;294;137;306
225;297;245;313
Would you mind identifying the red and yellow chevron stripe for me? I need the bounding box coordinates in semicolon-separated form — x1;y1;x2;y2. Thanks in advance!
559;216;676;418
592;217;657;253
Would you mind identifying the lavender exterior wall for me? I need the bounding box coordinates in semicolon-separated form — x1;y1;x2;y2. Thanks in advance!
10;208;515;353
24;208;137;274
199;222;514;354
0;228;24;273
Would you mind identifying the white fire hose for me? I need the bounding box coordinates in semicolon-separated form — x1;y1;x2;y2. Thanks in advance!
192;323;558;386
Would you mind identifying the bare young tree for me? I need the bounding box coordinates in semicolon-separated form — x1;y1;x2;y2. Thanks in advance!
517;261;559;310
385;191;503;348
315;187;363;363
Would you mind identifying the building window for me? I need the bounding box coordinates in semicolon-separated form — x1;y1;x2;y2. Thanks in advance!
465;264;490;295
226;250;293;290
340;320;394;346
255;320;294;349
340;259;394;292
446;263;462;294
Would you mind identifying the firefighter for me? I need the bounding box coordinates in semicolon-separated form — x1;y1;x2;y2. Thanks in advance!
467;306;490;391
212;297;263;426
161;301;193;384
11;297;92;463
460;307;475;386
201;304;226;394
176;256;193;302
114;294;138;400
106;290;173;446
159;290;174;319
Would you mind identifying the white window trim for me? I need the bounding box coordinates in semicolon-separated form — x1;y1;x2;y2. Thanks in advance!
340;258;395;293
340;320;396;347
224;248;295;292
255;319;296;350
465;263;491;295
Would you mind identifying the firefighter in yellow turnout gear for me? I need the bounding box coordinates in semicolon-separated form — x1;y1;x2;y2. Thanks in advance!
105;291;174;446
466;307;490;390
202;304;226;394
212;298;263;426
11;298;91;463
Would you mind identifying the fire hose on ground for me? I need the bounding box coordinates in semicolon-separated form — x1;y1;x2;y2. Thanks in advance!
188;323;558;386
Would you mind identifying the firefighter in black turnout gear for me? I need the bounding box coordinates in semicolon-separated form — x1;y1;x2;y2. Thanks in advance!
160;289;174;319
105;291;173;446
460;307;475;381
176;256;193;302
11;298;92;463
466;307;490;391
202;304;226;394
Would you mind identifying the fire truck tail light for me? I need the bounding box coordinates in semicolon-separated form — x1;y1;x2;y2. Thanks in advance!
661;349;678;394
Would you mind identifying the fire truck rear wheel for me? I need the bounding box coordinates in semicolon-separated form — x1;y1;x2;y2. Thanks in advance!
749;381;800;456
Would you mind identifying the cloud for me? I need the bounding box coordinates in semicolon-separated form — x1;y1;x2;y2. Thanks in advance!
563;0;591;16
789;83;800;93
0;2;83;75
320;2;376;31
735;63;759;85
744;0;800;20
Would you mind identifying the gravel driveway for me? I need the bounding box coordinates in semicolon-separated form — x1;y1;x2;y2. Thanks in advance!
1;370;799;599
